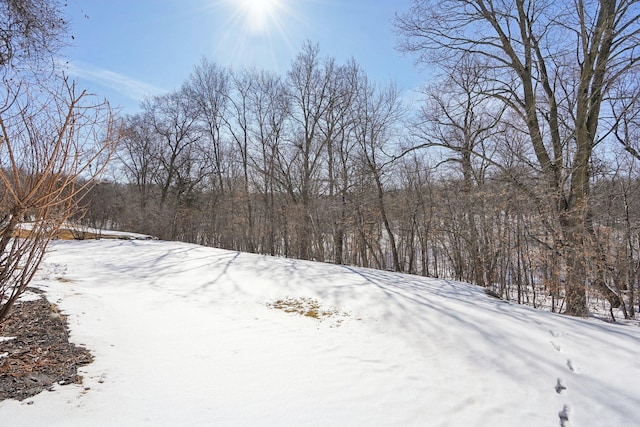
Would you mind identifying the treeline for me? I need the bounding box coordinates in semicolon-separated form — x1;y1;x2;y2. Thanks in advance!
80;42;640;319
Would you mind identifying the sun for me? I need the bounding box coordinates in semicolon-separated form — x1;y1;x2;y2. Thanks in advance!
209;0;299;72
237;0;283;35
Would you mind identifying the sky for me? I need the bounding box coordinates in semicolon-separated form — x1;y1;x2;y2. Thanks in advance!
59;0;425;115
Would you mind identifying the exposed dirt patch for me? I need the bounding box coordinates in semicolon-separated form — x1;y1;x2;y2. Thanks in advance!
0;289;93;401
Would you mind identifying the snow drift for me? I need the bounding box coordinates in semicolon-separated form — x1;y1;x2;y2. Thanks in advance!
1;239;638;426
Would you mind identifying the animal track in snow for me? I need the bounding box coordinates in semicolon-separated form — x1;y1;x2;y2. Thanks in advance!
548;329;576;426
558;404;573;427
567;359;580;373
555;378;567;394
551;341;563;352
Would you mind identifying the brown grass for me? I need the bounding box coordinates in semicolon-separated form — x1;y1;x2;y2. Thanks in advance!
14;226;124;240
267;297;348;321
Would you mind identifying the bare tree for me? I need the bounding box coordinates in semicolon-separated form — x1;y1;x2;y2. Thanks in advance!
396;0;640;316
118;112;162;210
0;77;119;323
611;72;640;161
411;59;505;285
183;60;233;246
352;75;405;272
320;60;360;265
0;0;118;323
246;70;290;256
143;91;201;208
186;59;231;195
286;42;337;260
0;0;68;69
224;69;258;252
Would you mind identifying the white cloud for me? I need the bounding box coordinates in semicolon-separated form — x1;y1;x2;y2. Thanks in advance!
56;58;167;102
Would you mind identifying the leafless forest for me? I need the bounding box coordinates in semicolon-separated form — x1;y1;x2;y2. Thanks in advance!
84;0;640;322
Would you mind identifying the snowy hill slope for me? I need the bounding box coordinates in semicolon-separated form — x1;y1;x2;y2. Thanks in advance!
1;239;639;426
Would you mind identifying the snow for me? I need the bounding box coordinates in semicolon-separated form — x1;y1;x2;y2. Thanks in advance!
72;227;156;240
1;239;639;426
15;290;43;303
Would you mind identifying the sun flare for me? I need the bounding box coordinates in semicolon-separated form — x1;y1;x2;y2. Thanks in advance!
211;0;299;71
238;0;282;35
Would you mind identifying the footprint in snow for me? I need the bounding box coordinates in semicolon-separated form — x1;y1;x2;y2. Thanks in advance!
551;341;563;352
567;359;580;373
555;378;567;394
558;404;573;427
549;330;561;338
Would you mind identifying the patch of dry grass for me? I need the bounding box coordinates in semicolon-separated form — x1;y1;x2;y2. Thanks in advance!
15;226;124;240
267;297;349;323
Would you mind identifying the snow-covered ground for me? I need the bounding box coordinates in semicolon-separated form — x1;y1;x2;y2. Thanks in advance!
1;239;639;426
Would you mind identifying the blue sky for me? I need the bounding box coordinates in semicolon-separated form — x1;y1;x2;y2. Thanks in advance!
60;0;426;114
